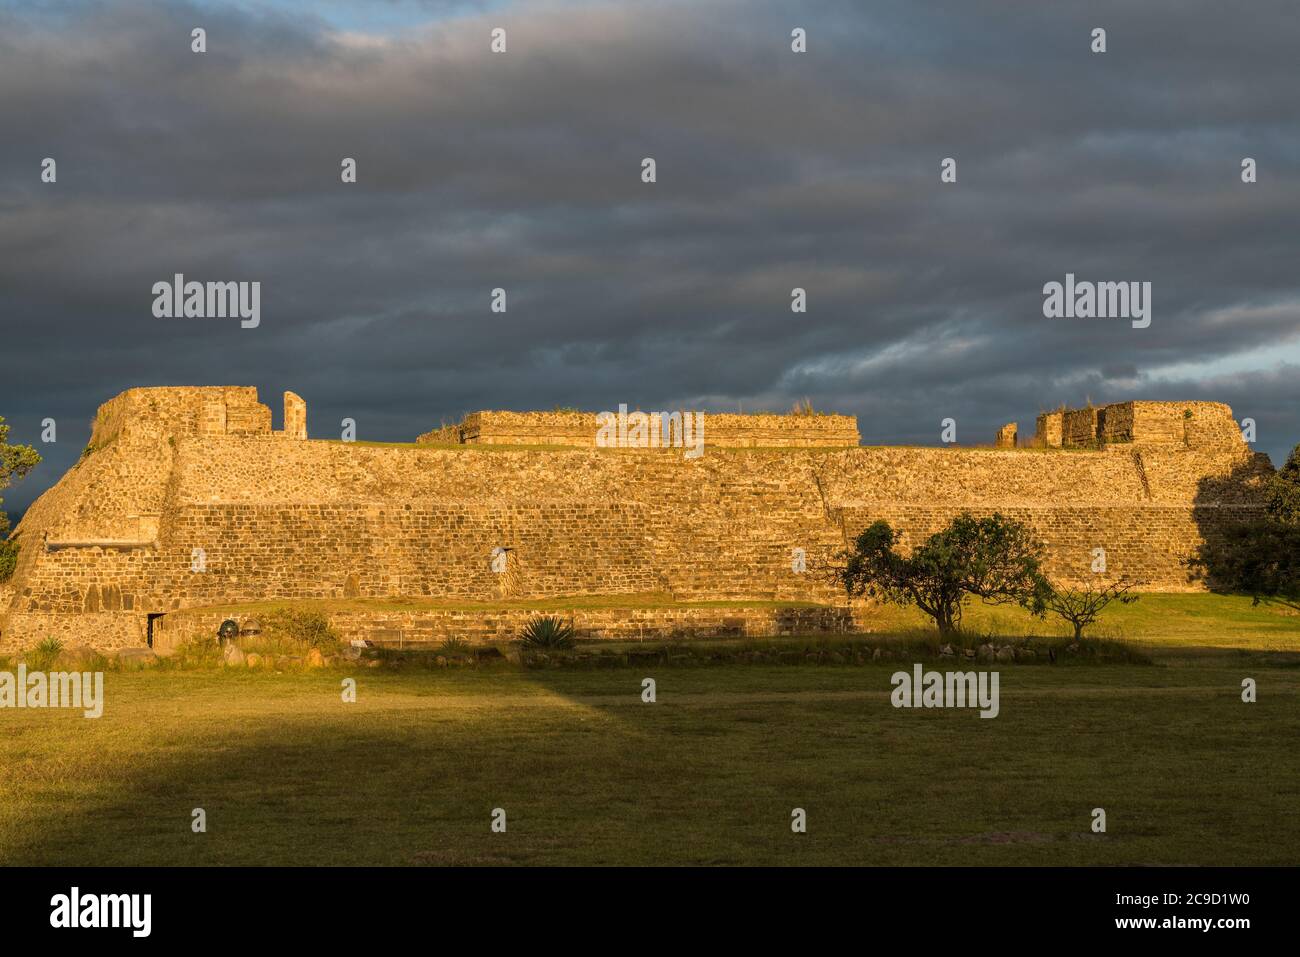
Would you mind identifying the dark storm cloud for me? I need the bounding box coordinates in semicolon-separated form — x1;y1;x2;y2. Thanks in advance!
2;0;1299;514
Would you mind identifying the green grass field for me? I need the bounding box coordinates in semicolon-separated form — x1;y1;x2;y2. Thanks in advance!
865;592;1300;652
2;593;1298;866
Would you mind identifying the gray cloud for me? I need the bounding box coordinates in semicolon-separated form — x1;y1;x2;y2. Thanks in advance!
2;0;1299;514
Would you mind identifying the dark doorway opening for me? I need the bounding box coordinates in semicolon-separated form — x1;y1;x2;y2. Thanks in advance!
146;613;164;649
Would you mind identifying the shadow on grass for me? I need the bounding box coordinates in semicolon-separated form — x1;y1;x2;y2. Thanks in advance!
3;651;1299;867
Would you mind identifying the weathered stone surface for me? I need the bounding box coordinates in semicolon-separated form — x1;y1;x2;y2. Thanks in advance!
1036;411;1064;448
0;387;1271;651
57;645;102;667
418;410;861;448
115;647;158;666
157;605;859;648
282;391;308;441
222;642;246;667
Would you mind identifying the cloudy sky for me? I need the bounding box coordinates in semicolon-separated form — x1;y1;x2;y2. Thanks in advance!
2;0;1299;516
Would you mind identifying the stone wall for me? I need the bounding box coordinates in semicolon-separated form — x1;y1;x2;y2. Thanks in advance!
1062;407;1100;447
1035;411;1064;447
283;391;308;440
0;387;1272;651
153;604;862;651
1054;400;1244;450
419;410;861;448
88;386;272;446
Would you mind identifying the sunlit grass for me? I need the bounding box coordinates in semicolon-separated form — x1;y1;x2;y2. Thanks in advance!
864;592;1300;652
4;592;1296;865
1;661;1295;866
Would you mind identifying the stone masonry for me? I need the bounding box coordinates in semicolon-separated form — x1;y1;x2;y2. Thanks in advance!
418;409;861;448
0;388;1272;650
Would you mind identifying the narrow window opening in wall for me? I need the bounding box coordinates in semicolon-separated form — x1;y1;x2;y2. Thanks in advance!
146;613;164;648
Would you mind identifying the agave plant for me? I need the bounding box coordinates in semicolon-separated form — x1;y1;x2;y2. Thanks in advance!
520;615;576;650
438;636;471;656
27;636;64;671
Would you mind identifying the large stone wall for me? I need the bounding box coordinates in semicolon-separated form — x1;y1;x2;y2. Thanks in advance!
1062;407;1100;447
418;409;861;448
1040;400;1244;451
153;604;861;651
0;387;1272;650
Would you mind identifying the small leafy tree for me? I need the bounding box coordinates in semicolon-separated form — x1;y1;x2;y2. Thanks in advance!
1043;581;1139;640
836;512;1048;636
0;415;41;583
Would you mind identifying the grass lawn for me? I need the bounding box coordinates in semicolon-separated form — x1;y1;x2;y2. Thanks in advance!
865;592;1300;653
2;638;1297;865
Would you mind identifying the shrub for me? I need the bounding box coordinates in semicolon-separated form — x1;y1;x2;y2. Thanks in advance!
0;509;19;583
260;607;340;649
438;636;471;656
521;615;576;649
27;636;64;671
0;536;17;583
1043;581;1140;640
164;635;224;669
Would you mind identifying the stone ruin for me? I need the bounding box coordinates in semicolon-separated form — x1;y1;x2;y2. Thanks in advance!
0;388;1273;650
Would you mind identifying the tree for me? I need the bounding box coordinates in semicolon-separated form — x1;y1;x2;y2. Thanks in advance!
1043;581;1140;640
836;512;1049;636
1189;441;1300;604
1197;520;1300;606
0;511;16;583
1266;444;1300;527
0;415;41;582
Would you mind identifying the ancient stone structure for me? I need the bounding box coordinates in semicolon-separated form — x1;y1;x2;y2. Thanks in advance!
0;388;1272;650
418;410;861;448
1035;410;1064;448
995;423;1018;448
1034;400;1243;450
283;391;308;441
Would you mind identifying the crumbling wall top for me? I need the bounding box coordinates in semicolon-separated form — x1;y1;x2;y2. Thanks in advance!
418;409;860;448
88;387;272;448
1040;400;1244;450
